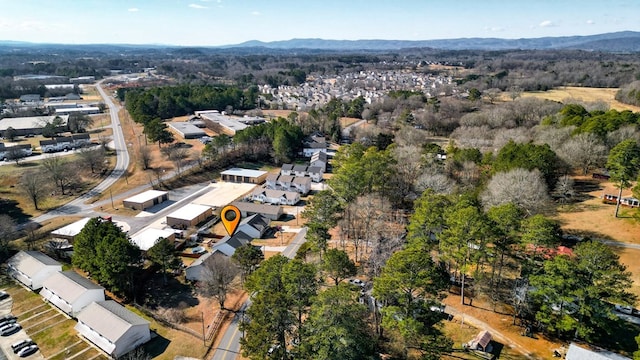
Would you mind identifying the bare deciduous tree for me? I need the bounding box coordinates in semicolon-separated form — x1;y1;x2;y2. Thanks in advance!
559;133;607;175
139;145;152;170
199;255;240;310
0;215;17;258
481;168;550;216
553;175;575;207
415;172;455;195
21;170;48;210
42;155;74;195
77;146;105;174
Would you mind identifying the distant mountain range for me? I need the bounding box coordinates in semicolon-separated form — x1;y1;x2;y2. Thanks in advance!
1;31;640;52
226;31;640;52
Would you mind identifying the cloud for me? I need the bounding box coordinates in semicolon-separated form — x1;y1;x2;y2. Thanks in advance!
128;8;139;12
539;20;554;28
189;3;208;9
586;19;595;25
251;11;261;16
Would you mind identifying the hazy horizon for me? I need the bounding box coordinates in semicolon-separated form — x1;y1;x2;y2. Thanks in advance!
0;0;638;47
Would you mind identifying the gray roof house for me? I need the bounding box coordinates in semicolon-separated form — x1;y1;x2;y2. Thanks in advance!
7;251;62;290
185;250;228;281
292;176;312;195
280;164;294;176
40;271;105;317
75;300;151;358
292;164;308;177
237;214;270;239
212;231;254;257
231;201;284;221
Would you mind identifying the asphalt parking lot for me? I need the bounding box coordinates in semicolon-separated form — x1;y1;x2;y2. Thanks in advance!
0;295;43;360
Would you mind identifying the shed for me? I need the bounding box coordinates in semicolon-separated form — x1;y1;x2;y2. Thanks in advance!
231;201;284;221
168;122;207;139
123;190;169;211
75;300;151;358
130;228;176;251
40;271;105;317
467;330;492;352
166;203;213;229
221;168;268;184
51;217;91;242
7;251;62;290
185;250;228;281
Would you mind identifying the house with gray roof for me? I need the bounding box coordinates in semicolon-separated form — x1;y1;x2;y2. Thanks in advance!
292;176;311;195
185;250;228;281
292;164;308;177
237;214;270;239
565;342;630;360
280;164;294;176
231;201;284;221
40;271;105;317
7;251;62;290
212;231;254;257
75;300;151;358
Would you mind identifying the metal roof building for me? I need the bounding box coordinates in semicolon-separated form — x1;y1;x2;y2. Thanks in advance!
168;122;207;139
40;271;105;317
51;217;91;241
166;203;213;229
123;190;169;211
220;168;268;184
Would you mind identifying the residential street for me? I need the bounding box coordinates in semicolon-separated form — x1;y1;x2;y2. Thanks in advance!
211;227;307;360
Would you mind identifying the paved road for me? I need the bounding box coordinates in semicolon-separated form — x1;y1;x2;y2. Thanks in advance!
211;227;308;360
32;80;129;223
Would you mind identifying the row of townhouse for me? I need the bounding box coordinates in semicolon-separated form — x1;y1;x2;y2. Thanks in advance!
280;164;323;182
265;174;311;195
249;188;300;206
6;251;150;358
40;133;91;153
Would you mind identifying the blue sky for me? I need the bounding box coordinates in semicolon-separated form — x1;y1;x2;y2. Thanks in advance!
0;0;638;46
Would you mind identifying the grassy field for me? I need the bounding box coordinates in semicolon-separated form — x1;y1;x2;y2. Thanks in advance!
521;86;640;111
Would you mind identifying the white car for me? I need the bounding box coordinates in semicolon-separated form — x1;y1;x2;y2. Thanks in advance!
0;323;21;336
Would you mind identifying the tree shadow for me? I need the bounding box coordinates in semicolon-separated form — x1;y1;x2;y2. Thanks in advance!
141;272;200;310
144;331;171;358
0;199;30;223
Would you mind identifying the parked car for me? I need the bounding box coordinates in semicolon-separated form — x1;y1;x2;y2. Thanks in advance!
11;338;34;353
0;323;21;336
17;344;38;357
0;314;16;322
0;318;17;328
0;290;9;300
349;278;365;287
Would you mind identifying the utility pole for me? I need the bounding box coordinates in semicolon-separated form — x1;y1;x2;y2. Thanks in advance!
201;312;206;347
110;189;114;209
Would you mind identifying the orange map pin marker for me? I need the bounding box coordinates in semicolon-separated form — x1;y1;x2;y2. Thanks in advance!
221;205;241;236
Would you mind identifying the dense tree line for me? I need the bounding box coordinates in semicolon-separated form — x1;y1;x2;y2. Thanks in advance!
124;84;259;123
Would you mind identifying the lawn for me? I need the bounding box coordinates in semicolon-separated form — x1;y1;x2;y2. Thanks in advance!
520;86;640;112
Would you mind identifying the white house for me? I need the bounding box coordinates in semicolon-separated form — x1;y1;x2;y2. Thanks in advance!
75;300;151;358
280;164;294;176
237;214;270;239
306;166;324;183
40;271;105;317
302;134;327;157
310;151;328;172
565;342;630;360
292;177;311;195
231;201;284;221
51;217;91;242
250;188;300;206
265;174;279;189
7;251;62;290
277;175;294;189
292;164;308;178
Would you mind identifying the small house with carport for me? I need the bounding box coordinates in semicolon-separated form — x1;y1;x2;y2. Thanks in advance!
292;164;307;178
123;190;169;211
237;214;270;239
185;250;228;281
231;201;284;221
166;203;213;229
40;271;105;317
130;228;176;252
212;231;254;257
280;164;294;176
292;176;311;195
220;168;268;184
7;251;62;291
51;217;91;242
75;300;151;358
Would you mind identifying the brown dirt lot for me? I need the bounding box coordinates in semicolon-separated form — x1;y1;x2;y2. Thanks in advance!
521;86;640;112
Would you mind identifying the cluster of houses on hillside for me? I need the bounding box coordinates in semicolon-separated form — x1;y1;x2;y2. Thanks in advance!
7;251;151;358
259;69;456;111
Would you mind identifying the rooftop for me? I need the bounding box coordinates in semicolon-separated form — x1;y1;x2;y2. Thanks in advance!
166;203;212;221
124;190;168;205
221;168;267;178
130;228;175;251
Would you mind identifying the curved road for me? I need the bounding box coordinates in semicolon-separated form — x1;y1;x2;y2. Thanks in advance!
212;227;307;360
33;80;129;223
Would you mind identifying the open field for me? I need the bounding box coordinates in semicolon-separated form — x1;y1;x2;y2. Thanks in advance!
521;86;640;111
